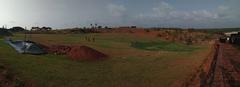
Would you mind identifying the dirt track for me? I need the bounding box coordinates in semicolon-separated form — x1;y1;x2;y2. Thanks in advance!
209;43;240;87
186;43;240;87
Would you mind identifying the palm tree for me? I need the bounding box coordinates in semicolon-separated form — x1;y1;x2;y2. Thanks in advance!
90;24;93;27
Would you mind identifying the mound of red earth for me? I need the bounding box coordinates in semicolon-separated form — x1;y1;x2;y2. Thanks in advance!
68;46;108;61
42;44;108;61
46;45;71;55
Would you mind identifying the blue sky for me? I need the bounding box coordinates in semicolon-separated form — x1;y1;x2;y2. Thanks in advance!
0;0;239;29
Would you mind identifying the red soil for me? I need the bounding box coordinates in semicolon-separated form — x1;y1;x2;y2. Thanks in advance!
185;42;240;87
47;45;71;55
42;44;108;61
209;43;240;87
68;46;108;61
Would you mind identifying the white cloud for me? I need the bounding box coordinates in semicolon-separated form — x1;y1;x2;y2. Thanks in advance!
218;6;229;11
107;4;126;17
192;10;219;20
134;1;222;28
152;2;174;17
103;1;237;28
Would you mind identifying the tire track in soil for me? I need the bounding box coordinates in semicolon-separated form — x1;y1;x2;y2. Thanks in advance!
185;43;240;87
207;43;240;87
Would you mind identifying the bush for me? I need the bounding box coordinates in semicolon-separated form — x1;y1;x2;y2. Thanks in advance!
9;26;25;32
186;38;193;45
0;29;12;38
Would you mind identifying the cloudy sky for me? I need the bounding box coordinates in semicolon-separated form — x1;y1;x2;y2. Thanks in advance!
0;0;239;29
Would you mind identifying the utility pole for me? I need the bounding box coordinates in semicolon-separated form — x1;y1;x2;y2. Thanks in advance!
28;27;32;41
24;27;27;41
24;27;27;54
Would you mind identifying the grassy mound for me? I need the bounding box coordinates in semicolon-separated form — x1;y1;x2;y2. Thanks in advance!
131;41;199;52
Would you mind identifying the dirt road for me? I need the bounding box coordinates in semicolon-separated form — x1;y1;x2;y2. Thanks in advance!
210;43;240;87
186;43;240;87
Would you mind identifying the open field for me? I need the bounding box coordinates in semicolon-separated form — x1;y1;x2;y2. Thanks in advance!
0;33;213;87
0;0;239;86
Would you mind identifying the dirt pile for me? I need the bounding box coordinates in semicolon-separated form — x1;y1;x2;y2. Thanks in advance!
68;46;108;61
46;45;71;55
43;44;108;61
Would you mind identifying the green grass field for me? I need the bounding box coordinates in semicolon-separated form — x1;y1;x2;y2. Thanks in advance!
131;41;199;51
0;33;212;87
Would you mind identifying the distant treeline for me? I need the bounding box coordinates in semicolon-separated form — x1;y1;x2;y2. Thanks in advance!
0;29;13;37
0;26;27;37
1;26;240;35
151;28;240;34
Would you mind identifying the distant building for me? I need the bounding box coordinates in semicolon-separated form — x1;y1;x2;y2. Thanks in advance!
221;31;240;44
131;26;137;28
224;31;240;37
